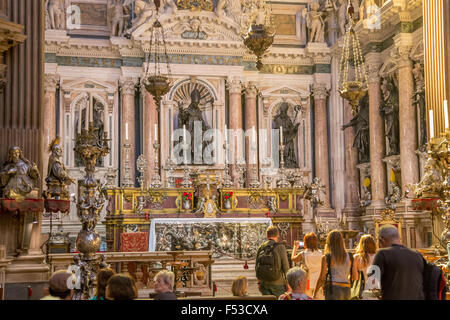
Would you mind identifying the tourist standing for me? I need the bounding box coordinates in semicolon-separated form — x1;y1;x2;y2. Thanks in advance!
279;267;313;300
91;268;115;300
231;276;248;297
372;225;424;300
351;235;377;299
313;230;353;300
291;232;323;299
255;226;290;298
41;270;74;300
105;273;138;300
153;270;177;300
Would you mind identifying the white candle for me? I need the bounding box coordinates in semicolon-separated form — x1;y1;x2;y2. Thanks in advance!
252;126;256;144
224;124;228;143
183;125;186;141
429;110;435;139
125;122;129;141
444;100;449;129
154;124;158;141
280;126;283;143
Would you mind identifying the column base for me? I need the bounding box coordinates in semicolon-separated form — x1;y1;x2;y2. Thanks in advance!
316;207;336;217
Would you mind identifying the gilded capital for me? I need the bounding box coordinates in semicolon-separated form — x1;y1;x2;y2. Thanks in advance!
312;83;329;100
227;79;242;94
120;78;137;95
44;74;59;93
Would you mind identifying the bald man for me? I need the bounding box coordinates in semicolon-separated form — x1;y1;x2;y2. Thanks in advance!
373;225;424;300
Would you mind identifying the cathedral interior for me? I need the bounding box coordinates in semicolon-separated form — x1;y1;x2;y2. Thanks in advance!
0;0;449;300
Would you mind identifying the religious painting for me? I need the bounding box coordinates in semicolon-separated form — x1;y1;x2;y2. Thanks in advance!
273;14;297;36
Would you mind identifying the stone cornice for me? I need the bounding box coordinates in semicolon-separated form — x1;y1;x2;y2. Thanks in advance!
0;18;27;54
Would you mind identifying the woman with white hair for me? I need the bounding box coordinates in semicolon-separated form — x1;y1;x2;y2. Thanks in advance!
153;270;177;300
279;267;313;300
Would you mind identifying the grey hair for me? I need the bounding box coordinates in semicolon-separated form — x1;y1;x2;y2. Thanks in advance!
286;267;307;291
154;270;175;291
378;224;400;241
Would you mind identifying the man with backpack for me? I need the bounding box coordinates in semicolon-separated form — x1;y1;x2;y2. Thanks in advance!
255;226;290;298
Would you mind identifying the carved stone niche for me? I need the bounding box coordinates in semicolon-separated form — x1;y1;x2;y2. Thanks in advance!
382;154;401;196
356;162;371;208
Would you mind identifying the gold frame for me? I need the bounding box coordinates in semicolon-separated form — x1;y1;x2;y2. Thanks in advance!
374;209;403;244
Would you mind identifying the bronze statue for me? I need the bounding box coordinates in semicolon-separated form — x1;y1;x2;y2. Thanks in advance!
342;94;370;163
273;103;300;168
177;88;212;163
45;137;75;199
0;146;40;200
380;76;400;155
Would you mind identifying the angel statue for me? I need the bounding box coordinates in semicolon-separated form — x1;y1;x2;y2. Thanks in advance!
45;0;65;30
304;177;326;206
108;0;129;37
44;137;75;200
302;2;325;43
124;0;156;36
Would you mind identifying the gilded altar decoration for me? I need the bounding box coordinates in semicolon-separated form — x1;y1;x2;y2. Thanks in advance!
177;0;213;11
304;177;326;206
0;146;40;201
44;137;75;200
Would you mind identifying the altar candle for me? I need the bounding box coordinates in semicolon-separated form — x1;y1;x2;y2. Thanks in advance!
252;126;256;144
444;100;449;129
183;125;186;141
154;124;158;141
429;110;434;139
280;126;283;143
224;124;228;143
125;122;129;141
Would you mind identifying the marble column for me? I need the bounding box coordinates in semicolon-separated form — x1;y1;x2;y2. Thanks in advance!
395;35;419;195
43;74;58;181
366;53;386;207
143;90;158;185
120;77;137;186
342;100;360;215
313;83;331;208
227;79;242;187
244;82;258;186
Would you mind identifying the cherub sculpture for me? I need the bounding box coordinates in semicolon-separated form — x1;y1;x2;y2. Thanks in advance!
302;2;325;43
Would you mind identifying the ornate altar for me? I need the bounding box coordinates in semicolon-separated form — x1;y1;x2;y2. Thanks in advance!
374;209;403;243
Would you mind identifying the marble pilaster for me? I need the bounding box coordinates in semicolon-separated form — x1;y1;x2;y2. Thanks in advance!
394;34;419;196
342;100;360;215
227;79;242;187
244;82;258;186
143;90;158;186
366;53;386;208
312;83;331;209
120;77;137;186
43;74;58;181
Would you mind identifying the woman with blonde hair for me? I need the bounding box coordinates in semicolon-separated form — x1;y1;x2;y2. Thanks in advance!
291;232;323;299
351;234;377;299
313;230;354;300
231;276;248;297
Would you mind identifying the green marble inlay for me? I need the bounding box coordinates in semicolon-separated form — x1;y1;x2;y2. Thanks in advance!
45;53;57;63
314;64;331;73
259;64;314;74
123;57;143;67
149;54;243;66
56;56;123;68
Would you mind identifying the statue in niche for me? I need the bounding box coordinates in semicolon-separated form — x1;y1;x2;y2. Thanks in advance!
44;137;75;200
342;94;370;163
302;2;325;43
380;76;400;155
385;182;401;210
109;0;128;37
412;62;427;150
177;88;212;163
46;0;65;30
0;146;40;200
273;103;300;168
360;0;379;22
335;0;348;38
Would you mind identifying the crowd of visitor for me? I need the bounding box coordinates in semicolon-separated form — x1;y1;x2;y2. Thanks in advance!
40;224;446;301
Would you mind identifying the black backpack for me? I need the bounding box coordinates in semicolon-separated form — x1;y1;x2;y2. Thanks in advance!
255;240;281;282
423;257;447;300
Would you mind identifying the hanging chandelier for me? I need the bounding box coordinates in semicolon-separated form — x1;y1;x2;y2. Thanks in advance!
241;0;275;71
142;2;172;110
338;3;368;115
